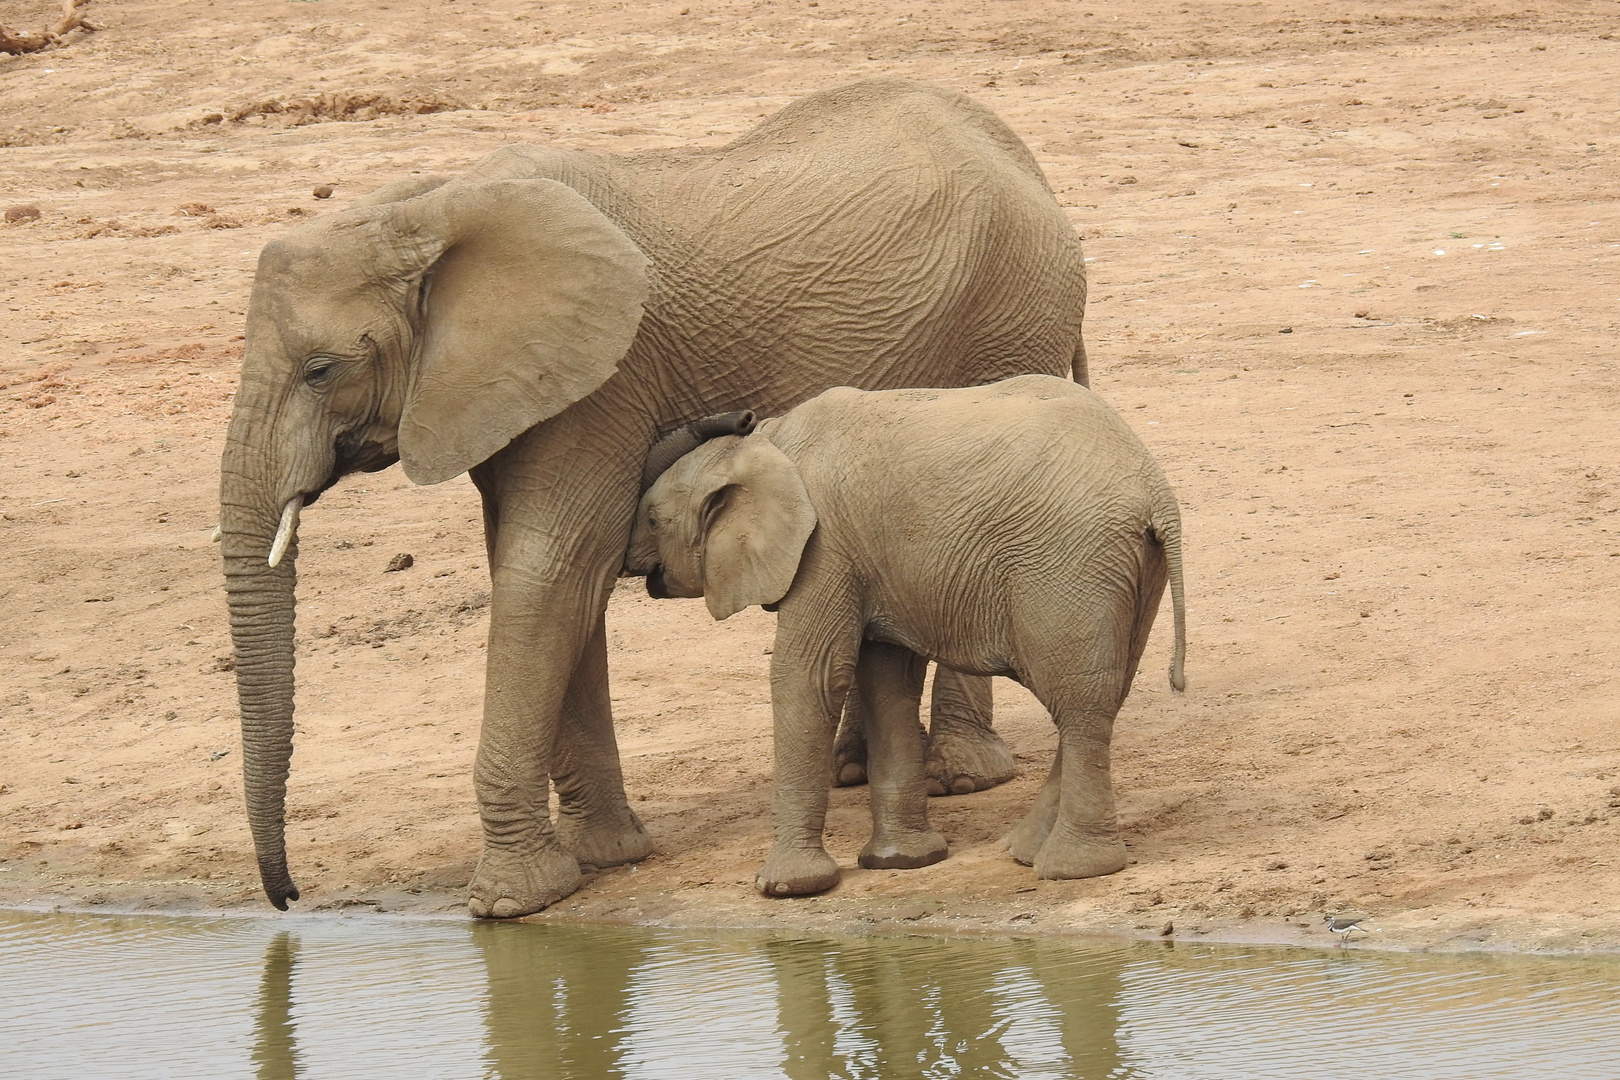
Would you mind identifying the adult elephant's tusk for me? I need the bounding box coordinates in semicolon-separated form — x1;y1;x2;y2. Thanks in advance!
209;525;222;543
267;498;301;568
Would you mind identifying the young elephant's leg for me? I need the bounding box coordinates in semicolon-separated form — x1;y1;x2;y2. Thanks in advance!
830;691;870;788
856;642;949;871
1032;683;1129;880
838;669;1015;794
757;613;862;898
925;669;1016;796
1004;744;1061;865
1022;544;1163;881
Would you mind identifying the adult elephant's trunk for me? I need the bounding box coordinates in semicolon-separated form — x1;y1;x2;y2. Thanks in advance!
221;445;303;910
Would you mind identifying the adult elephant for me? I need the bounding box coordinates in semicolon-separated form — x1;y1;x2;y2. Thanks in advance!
221;79;1088;918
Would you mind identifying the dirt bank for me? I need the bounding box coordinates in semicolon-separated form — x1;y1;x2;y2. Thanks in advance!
2;0;1618;952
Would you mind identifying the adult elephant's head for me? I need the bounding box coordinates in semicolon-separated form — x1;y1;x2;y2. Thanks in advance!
220;177;648;910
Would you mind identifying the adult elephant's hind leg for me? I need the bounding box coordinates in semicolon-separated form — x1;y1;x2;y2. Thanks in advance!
925;669;1016;796
552;613;654;871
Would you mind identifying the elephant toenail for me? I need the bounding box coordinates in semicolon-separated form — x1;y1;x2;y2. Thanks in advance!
772;882;791;895
491;898;522;918
951;777;976;795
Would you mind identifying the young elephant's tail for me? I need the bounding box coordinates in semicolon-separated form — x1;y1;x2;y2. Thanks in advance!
1149;487;1187;694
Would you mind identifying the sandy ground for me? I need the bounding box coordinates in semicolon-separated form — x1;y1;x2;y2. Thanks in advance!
2;0;1619;953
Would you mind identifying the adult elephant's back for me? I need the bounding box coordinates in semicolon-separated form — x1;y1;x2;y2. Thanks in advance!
615;79;1089;411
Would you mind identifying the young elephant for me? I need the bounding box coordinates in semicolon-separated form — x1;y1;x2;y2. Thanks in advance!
625;375;1186;896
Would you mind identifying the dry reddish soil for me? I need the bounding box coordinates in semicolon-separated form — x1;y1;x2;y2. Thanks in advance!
3;0;1619;953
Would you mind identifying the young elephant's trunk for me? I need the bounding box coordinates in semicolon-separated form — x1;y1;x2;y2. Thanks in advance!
640;410;756;490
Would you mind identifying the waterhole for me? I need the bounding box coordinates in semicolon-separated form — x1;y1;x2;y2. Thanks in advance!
2;909;1618;1078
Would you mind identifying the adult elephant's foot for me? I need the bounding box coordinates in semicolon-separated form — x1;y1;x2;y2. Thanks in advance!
1031;824;1127;881
859;828;948;871
756;844;840;897
925;716;1016;796
556;806;654;872
467;843;582;919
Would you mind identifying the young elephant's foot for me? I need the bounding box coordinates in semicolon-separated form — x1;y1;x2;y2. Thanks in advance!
925;718;1016;796
468;842;582;919
1004;797;1059;866
555;806;655;872
830;719;869;787
859;828;948;871
756;845;840;897
1031;825;1127;881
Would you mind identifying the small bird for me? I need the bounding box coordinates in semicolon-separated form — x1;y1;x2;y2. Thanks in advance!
1323;914;1369;944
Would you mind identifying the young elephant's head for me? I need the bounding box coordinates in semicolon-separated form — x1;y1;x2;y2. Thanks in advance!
626;433;818;620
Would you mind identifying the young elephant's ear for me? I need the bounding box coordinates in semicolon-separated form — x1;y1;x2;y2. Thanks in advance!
700;436;817;621
393;178;649;485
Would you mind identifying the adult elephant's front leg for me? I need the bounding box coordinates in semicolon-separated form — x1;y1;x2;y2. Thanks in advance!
924;669;1016;796
463;402;647;918
552;613;654;871
467;581;591;918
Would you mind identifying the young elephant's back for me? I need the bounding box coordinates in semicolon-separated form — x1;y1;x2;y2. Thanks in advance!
777;376;1168;671
784;376;1158;512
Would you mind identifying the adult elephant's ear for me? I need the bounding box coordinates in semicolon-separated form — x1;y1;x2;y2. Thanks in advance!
700;436;818;621
394;178;649;485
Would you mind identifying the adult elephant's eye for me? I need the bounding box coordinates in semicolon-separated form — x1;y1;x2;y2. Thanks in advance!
303;359;340;388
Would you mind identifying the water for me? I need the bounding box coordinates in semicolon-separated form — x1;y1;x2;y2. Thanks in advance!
2;910;1618;1079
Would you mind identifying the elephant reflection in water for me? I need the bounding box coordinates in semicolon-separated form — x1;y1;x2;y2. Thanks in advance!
249;923;1125;1077
765;936;1125;1080
465;923;1125;1078
248;922;647;1078
475;921;646;1079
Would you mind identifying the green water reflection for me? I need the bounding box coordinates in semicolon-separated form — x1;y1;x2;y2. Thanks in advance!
4;909;1620;1079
